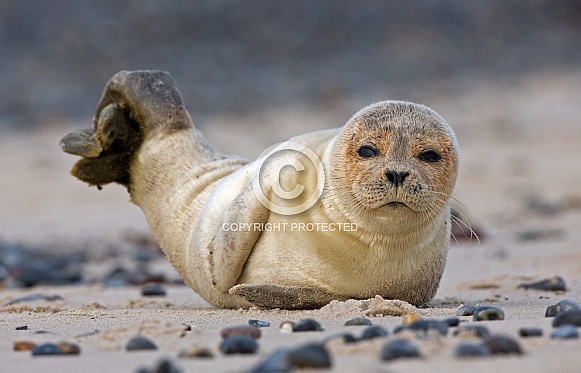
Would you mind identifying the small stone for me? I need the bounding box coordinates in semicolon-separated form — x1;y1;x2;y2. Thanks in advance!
293;318;323;332
359;325;389;340
150;358;182;373
178;347;214;359
126;336;158;351
249;348;292;373
453;325;490;339
287;343;331;369
141;283;167;297
181;324;192;331
394;320;448;336
220;335;259;354
456;304;478;316
344;317;372;326
31;343;62;356
279;321;295;333
220;325;261;340
380;339;420;361
249;319;270;328
518;327;543;337
15;325;28;330
481;335;522;355
57;342;81;355
443;317;460;327
518;276;566;291
552;310;581;327
551;325;579;339
13;341;36;351
473;306;505;321
323;333;358;344
402;313;423;325
454;342;491;357
545;300;581;317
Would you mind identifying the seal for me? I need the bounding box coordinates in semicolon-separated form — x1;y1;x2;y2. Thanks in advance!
60;70;459;309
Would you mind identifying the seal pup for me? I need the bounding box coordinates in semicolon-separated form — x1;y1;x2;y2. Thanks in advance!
61;70;459;309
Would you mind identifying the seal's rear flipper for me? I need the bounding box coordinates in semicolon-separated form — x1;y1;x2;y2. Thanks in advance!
229;284;340;310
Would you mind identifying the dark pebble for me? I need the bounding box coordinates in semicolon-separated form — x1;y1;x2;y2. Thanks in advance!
324;333;358;344
545;300;581;317
344;317;372;326
141;283;167;296
151;358;182;373
551;325;579;339
518;327;543;337
181;324;192;331
473;306;505;321
443;317;460;327
74;330;100;338
380;339;420;361
221;325;261;340
552;310;581;327
481;335;522;355
15;325;28;330
518;276;566;291
249;319;270;328
454;342;491;357
178;347;214;358
453;325;491;339
249;348;292;373
5;293;64;306
126;336;158;351
293;318;323;332
456;304;478;316
31;343;62;356
220;335;259;354
287;343;331;369
359;325;389;340
394;320;448;336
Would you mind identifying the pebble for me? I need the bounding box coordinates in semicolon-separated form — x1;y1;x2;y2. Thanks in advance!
481;335;522;355
31;343;62;356
249;348;292;373
323;333;358;344
5;293;64;306
293;318;323;332
394;320;448;337
249;319;270;328
13;341;37;351
551;325;579;339
518;276;566;291
344;317;372;326
279;321;295;333
359;326;389;340
545;300;581;317
402;313;423;325
380;339;421;361
178;347;214;359
15;325;28;330
138;358;183;373
141;283;167;296
221;325;261;340
57;342;81;355
453;325;491;339
220;335;259;354
287;343;331;369
454;342;491;357
456;304;478;316
126;336;158;351
552;310;581;327
181;324;192;331
518;327;543;337
473;306;505;321
443;317;460;327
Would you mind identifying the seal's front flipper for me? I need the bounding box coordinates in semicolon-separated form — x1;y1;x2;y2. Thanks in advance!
210;184;269;292
229;284;339;310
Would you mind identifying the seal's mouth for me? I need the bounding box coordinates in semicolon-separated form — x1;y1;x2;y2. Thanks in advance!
383;201;409;209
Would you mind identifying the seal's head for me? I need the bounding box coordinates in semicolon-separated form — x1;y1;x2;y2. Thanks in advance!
329;101;459;233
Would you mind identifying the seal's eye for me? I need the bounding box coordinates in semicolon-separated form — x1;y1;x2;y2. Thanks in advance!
419;150;441;163
358;146;379;158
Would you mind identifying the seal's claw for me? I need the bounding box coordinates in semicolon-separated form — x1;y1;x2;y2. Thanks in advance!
59;128;102;157
229;284;338;310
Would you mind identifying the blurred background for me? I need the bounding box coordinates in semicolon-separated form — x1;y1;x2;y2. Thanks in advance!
0;1;580;286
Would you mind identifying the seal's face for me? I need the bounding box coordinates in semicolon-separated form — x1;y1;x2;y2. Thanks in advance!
331;101;458;227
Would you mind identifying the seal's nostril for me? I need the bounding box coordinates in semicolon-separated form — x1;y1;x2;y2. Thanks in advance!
386;171;409;186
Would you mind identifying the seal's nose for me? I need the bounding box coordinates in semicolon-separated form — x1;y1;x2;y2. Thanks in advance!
386;170;409;187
